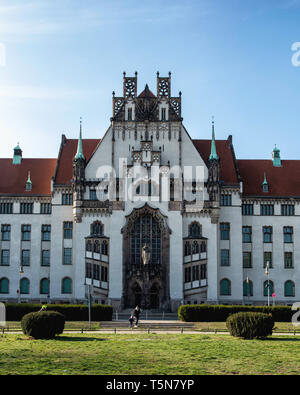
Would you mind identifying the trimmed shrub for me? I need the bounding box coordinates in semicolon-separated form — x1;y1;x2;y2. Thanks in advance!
226;312;274;339
21;311;65;339
6;303;113;321
178;304;297;322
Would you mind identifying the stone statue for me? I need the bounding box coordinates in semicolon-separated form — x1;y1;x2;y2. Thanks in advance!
142;244;151;265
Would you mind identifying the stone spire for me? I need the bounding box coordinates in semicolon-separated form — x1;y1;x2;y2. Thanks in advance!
75;117;85;161
209;117;219;161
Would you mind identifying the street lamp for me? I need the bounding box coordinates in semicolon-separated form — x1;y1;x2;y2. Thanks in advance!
246;276;250;301
18;264;24;303
265;262;270;307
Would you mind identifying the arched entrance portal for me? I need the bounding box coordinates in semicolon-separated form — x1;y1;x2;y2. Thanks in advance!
121;204;171;311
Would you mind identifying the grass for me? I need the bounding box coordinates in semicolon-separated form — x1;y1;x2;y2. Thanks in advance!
1;333;300;375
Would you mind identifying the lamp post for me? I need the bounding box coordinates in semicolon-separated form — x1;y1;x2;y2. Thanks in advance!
265;262;270;307
18;264;24;303
246;276;250;302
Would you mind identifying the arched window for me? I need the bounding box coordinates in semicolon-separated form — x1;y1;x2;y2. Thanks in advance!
0;277;9;294
189;222;202;238
220;279;231;296
184;242;191;256
86;240;92;252
91;221;103;237
243;279;253;297
40;278;49;295
101;240;108;255
285;280;295;297
192;241;199;254
62;277;72;294
264;280;274;297
20;278;30;294
94;240;100;254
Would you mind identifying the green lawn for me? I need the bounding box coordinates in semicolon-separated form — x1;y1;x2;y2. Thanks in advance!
1;333;300;375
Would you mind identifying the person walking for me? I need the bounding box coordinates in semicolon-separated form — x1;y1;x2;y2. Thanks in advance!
133;306;141;327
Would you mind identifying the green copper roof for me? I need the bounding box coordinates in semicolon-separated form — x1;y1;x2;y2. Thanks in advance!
13;142;22;165
209;119;219;161
272;144;281;167
75;118;85;161
262;172;268;192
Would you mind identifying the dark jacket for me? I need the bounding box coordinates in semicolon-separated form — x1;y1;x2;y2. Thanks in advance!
133;308;140;318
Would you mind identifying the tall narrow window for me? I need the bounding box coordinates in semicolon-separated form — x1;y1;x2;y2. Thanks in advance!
40;278;49;295
281;205;295;216
285;281;295;297
42;225;51;241
263;226;272;243
1;224;11;241
63;248;72;265
220;223;230;240
62;277;72;294
220;194;232;206
264;251;272;268
261;204;274;216
161;108;166;121
41;250;50;266
0;203;13;214
128;108;132;121
243;279;253;297
283;227;293;243
221;250;230;266
21;250;30;266
20;278;30;294
242;204;253;216
62;193;73;205
243;252;252;268
63;222;73;239
0;278;9;294
242;226;252;243
0;250;9;266
284;252;293;269
21;225;31;241
220;279;231;296
264;280;274;297
20;203;33;214
40;203;52;214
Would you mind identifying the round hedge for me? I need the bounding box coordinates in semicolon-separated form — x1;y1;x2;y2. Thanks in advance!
21;311;65;339
226;312;274;339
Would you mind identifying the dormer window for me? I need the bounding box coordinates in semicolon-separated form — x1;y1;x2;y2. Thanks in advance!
262;173;268;193
26;172;32;191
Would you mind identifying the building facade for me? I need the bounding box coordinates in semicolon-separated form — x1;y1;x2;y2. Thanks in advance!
0;72;299;311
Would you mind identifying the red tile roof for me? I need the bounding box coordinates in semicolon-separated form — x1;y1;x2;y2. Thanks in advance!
237;160;300;197
54;138;100;185
193;139;240;185
0;158;57;196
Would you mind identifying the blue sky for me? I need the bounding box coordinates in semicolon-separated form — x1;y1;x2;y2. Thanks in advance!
0;0;300;160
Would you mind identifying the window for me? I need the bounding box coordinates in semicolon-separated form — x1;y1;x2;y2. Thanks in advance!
94;240;100;254
86;240;92;252
130;216;161;265
1;250;9;266
283;227;293;243
264;280;274;297
220;279;231;296
192;241;199;254
261;205;274;216
20;278;30;294
242;226;252;243
0;203;13;214
62;277;72;294
220;194;232;206
101;266;108;282
192;265;200;281
161;108;166;121
281;205;295;216
189;223;201;238
243;252;252;268
128;108;132;121
63;248;72;265
221;250;230;266
1;224;11;241
40;278;49;295
263;226;272;243
284;252;293;269
101;241;108;255
220;223;230;240
184;267;191;283
90;189;97;201
62;193;73;205
41;250;50;266
285;281;295;297
0;278;9;294
20;203;33;214
184;242;191;256
93;264;100;281
41;225;51;241
40;203;52;214
91;221;103;236
86;262;92;278
63;222;73;239
264;251;272;269
200;242;206;253
21;250;30;266
243;279;253;297
242;204;253;216
21;225;31;241
200;264;207;279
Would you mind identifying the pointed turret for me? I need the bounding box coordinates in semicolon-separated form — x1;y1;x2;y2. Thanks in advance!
262;172;269;192
209;118;219;161
74;118;85;161
272;144;281;167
